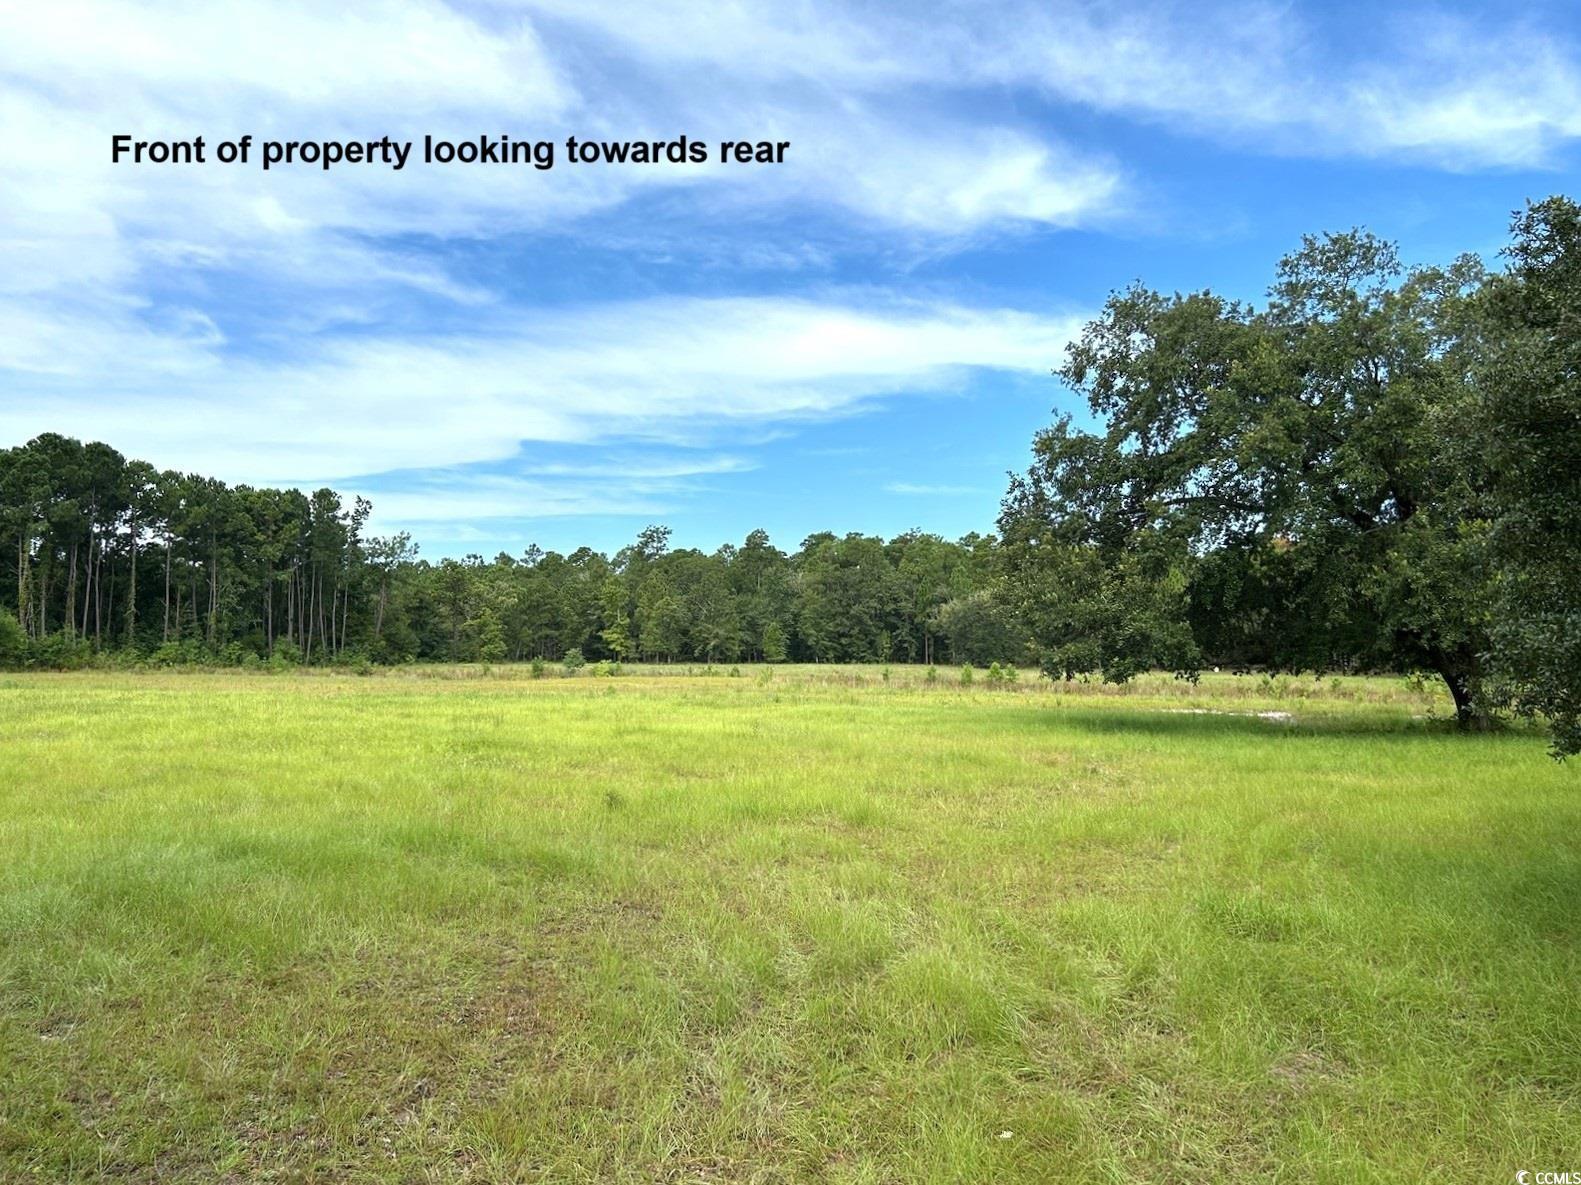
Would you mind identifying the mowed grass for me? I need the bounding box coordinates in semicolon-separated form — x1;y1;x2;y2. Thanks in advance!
1;668;1577;1183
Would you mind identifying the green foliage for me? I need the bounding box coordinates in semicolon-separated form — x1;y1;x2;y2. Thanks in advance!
530;656;546;679
0;609;25;669
925;664;938;684
0;433;1006;673
1479;198;1581;755
466;607;508;663
149;640;214;667
985;661;1021;687
269;640;302;668
985;662;1020;687
1001;227;1494;721
760;619;788;663
959;664;973;686
562;647;586;672
30;631;93;671
598;576;633;661
933;589;1026;667
795;533;908;662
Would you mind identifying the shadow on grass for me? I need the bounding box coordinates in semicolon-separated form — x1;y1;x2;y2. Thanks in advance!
1040;704;1551;746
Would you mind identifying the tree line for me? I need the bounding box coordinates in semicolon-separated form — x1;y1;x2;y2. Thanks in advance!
0;446;1020;671
2;197;1577;751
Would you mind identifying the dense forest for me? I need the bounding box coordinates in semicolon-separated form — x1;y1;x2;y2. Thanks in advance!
0;445;1018;669
2;198;1578;751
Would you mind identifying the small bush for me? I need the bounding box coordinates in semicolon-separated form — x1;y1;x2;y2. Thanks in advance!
150;640;209;667
925;665;938;684
985;662;1018;686
960;664;974;686
563;647;586;672
530;657;546;678
31;631;93;671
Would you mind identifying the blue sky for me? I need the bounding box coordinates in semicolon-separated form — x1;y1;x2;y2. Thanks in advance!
3;0;1579;558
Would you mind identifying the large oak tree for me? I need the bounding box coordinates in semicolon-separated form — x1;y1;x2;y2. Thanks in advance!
1002;230;1496;724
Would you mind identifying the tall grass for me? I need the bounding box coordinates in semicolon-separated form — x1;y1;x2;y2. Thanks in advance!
0;669;1575;1181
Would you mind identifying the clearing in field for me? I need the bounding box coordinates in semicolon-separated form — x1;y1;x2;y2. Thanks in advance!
1;667;1577;1182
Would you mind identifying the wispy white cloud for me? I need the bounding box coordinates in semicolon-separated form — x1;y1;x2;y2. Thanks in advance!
1007;6;1581;167
884;482;988;496
518;0;1581;169
348;452;760;533
356;475;679;529
0;293;1085;483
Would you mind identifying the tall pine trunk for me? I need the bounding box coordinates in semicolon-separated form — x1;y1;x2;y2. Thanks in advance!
125;522;139;646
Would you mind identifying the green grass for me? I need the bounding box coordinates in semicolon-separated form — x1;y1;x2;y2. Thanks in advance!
1;667;1577;1182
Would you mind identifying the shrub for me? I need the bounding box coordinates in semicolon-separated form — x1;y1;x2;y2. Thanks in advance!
925;665;938;684
268;640;302;672
985;662;1019;687
563;647;586;672
148;641;184;667
0;610;25;670
530;656;547;679
960;664;973;686
31;631;93;671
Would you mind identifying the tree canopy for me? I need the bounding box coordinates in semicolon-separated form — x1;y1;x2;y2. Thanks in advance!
1000;198;1581;751
0;436;1019;671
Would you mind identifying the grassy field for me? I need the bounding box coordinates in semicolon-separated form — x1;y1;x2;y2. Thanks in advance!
1;666;1577;1182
